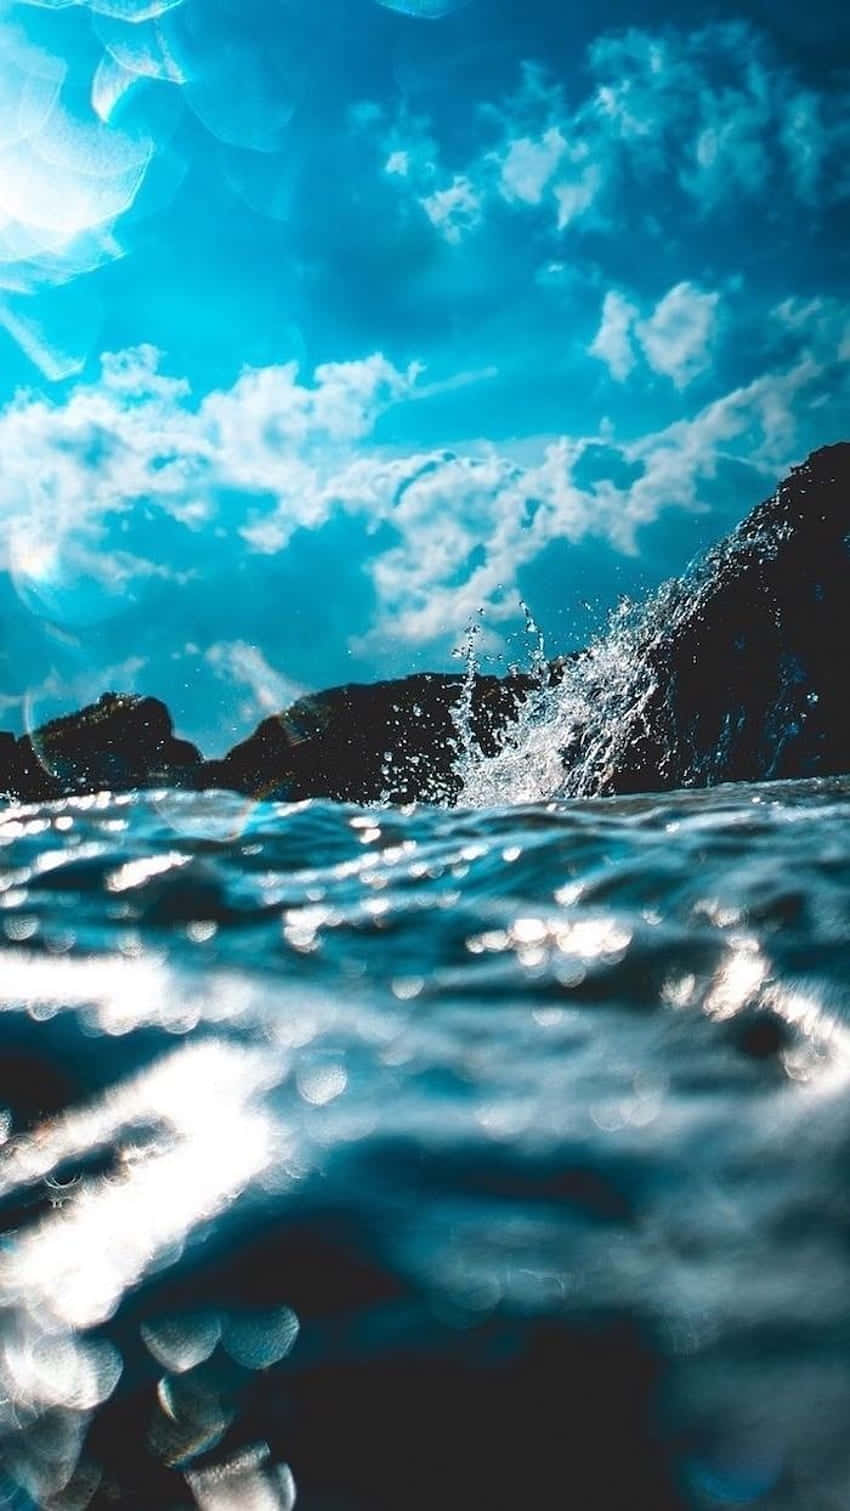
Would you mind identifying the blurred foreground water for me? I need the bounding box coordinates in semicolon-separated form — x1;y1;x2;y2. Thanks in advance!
1;783;850;1508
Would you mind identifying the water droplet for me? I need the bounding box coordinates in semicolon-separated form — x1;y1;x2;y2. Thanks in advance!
142;1313;222;1373
296;1063;347;1106
222;1306;300;1370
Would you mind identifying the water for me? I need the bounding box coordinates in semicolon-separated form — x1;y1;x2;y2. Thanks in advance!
1;779;850;1507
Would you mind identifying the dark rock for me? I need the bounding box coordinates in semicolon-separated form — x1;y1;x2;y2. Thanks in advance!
0;731;23;799
561;442;850;795
199;670;540;804
8;693;202;803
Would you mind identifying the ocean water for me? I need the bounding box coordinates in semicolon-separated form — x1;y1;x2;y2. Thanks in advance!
1;778;850;1508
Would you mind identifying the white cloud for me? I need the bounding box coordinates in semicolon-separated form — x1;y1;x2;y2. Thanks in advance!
553;162;601;230
0;346;417;584
1;306;848;668
636;282;720;388
590;291;639;381
380;21;850;247
353;348;849;649
203;353;411;457
498;127;566;205
779;92;830;204
420;175;482;243
772;295;850;361
587;23;850;211
206;642;306;715
591;282;720;389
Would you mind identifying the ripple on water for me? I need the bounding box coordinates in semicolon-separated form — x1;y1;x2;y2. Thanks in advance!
0;783;847;1503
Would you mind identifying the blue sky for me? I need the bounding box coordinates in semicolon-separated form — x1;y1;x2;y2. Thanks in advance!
1;0;849;753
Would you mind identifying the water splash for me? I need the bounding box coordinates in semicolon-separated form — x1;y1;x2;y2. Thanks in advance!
453;598;576;806
449;614;484;779
456;520;776;807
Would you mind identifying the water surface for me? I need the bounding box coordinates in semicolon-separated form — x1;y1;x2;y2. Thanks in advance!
1;781;849;1508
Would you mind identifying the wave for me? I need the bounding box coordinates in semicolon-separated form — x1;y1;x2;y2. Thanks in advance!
460;442;850;804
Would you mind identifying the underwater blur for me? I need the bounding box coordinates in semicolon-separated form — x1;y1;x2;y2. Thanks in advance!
2;0;850;1506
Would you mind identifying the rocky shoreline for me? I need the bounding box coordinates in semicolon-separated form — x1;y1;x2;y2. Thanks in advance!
2;443;849;806
0;670;543;808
